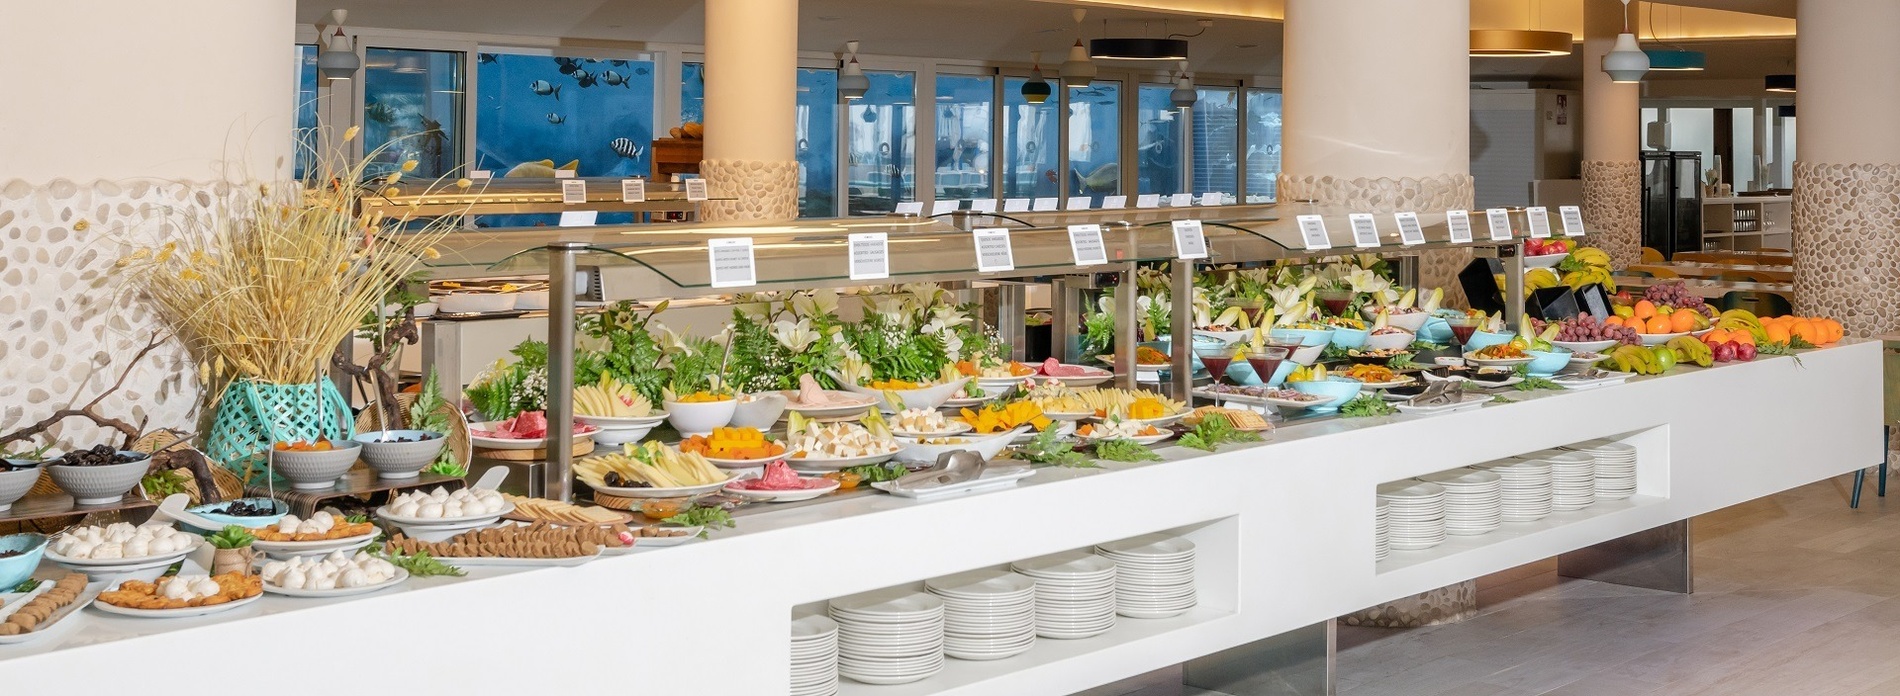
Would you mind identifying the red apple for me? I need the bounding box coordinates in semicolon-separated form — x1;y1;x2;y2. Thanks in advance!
1734;342;1757;361
1711;341;1737;363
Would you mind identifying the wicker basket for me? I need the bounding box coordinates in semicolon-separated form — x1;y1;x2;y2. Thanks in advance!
203;378;354;480
353;392;472;476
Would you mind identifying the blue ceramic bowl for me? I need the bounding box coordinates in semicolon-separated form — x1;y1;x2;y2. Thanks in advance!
1418;317;1453;344
1328;325;1370;349
1464;331;1515;352
1289;377;1364;412
1270;327;1336;347
1229;359;1297;387
184;497;289;535
0;533;47;589
1524;348;1573;376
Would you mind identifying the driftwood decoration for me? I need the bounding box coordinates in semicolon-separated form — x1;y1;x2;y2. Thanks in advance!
0;334;167;452
331;309;420;429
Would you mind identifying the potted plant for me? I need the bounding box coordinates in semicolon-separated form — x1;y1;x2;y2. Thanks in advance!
206;525;258;576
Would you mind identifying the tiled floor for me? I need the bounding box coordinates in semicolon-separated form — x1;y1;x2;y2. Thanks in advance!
1075;471;1900;696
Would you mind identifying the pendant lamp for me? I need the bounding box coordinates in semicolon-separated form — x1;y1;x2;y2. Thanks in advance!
1602;0;1650;83
1061;9;1096;88
1469;0;1571;57
1169;64;1196;109
839;41;869;100
1022;51;1052;104
316;9;360;81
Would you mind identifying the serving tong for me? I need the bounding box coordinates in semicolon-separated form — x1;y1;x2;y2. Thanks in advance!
889;451;1030;493
1403;380;1467;407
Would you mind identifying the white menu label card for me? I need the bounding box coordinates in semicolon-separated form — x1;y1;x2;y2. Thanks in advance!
1003;198;1031;213
1526;206;1552;238
848;232;889;280
1172;219;1208;260
554;169;576;179
1446;210;1474;243
1135;194;1162;209
1297;215;1332;250
893;201;924;215
1395;211;1426;246
470;169;493;180
1169;193;1194;207
707;238;756;288
1559;205;1586;237
620;178;646;203
1199;192;1222;206
1032;197;1059;212
557;211;597;227
930;199;959;216
973;227;1015;272
1066;196;1092;210
684;178;709;201
1102;195;1128;209
1485;208;1514;241
1349;213;1382;248
970;198;998;213
561;179;587;205
1068;224;1107;266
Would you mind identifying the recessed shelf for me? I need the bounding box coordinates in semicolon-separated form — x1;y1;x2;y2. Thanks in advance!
1376;494;1668;574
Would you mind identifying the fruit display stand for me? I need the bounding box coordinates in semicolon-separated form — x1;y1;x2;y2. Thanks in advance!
0;341;1878;693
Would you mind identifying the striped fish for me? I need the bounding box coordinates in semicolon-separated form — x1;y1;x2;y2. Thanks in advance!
610;137;643;159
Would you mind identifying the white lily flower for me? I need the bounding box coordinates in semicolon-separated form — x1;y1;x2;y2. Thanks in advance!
1346;268;1391;295
771;318;820;352
872;297;908;323
793;289;839;317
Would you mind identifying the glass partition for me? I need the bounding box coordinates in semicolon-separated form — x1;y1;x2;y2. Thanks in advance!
934;74;993;201
1068;81;1122;206
846;71;916;215
798;68;840;217
362;48;465;179
1243;89;1282;203
681;62;705;125
1001;77;1059;200
294;45;319;180
1193;87;1239;199
1136;84;1181;196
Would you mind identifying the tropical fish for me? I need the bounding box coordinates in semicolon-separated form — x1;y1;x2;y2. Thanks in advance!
364;101;397;125
504;159;580;178
555;57;582;74
610;138;643;159
478;53;498;64
609;59;629;67
602;70;630;87
530;80;560;100
547;112;566;125
574;70;598;88
634;66;649;76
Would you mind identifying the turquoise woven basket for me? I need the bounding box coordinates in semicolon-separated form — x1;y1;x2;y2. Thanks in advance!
203;378;355;481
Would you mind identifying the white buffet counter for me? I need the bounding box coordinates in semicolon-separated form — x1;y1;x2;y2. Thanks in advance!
0;341;1882;695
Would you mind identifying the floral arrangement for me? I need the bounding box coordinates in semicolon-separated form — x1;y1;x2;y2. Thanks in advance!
725;290;846;392
662;330;730;396
576;300;670;405
463;340;549;421
837;284;1002;385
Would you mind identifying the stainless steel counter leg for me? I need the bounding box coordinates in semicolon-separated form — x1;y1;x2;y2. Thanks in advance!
1051;277;1078;364
1183;619;1336;696
1115;263;1138;391
1557;519;1692;594
1170;260;1194;399
543;241;584;503
996;283;1027;362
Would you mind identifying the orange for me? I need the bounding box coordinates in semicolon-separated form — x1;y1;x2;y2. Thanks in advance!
1669;310;1696;333
1703;328;1731;344
1765;323;1791;344
1729;331;1756;346
1604;316;1625;328
1790;320;1817;344
1644;316;1672;334
1632;300;1657;321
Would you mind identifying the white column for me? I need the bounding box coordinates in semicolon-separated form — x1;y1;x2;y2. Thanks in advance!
1792;0;1900;336
1580;0;1643;268
702;0;800;220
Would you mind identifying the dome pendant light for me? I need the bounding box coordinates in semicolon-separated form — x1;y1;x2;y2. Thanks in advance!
1169;63;1197;109
1602;0;1650;83
1469;0;1571;57
316;9;360;81
1022;51;1052;104
839;41;869;100
1061;9;1096;88
1764;74;1796;93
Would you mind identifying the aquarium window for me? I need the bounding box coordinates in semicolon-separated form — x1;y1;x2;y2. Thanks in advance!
1194;86;1239;198
681;62;704;126
1067;81;1121;205
1243;88;1282;203
934;74;993;201
797;68;840;217
362;48;465;180
1000;77;1059;200
474;52;656;180
1135;84;1180;196
846;70;917;216
294;44;319;180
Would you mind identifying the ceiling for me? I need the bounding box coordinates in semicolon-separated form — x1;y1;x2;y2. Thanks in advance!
299;0;1793;90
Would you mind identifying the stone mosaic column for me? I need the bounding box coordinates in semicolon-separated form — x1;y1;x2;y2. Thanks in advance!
1793;0;1900;336
1580;0;1643;268
701;0;800;221
1281;0;1475;309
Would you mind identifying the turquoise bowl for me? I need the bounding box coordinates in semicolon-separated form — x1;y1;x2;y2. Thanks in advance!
1464;330;1515;352
1270;327;1336;347
0;533;47;589
1524;348;1573;376
1289;377;1364;413
183;497;289;535
1328;325;1370;349
1418;317;1453;344
1230;359;1296;387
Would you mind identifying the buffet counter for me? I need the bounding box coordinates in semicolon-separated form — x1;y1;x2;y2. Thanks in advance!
0;341;1880;695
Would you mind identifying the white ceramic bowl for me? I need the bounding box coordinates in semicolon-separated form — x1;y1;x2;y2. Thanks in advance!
1362;331;1415;352
0;463;42;511
352;431;446;479
269;441;363;491
892;429;1020;465
1551;339;1620;353
513;290;551;310
1288;343;1325;366
46;455;149;505
839;379;966;412
1524;253;1566;268
730;393;788;430
437;292;517;314
1362;309;1431;333
664;398;738;437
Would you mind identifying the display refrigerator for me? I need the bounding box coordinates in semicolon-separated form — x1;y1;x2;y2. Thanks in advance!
1641;150;1703;258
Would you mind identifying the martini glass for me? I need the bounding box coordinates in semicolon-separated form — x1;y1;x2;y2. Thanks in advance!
1246;346;1291;387
1445;314;1478;357
1195;343;1237;386
1318;289;1353;317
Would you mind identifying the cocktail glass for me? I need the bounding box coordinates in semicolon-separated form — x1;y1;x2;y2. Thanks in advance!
1194;343;1237;386
1246;346;1291;387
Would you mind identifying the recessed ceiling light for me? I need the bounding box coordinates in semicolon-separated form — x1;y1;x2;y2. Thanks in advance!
817;15;842;21
1236;43;1258;49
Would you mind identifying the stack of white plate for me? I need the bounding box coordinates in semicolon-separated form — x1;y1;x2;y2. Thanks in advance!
829;588;945;685
1531;449;1597;511
1011;550;1118;639
1095;534;1197;619
1418;469;1502;536
1564;439;1636;500
1374;501;1391;561
790;613;840;696
924;569;1037;661
1473;457;1554;522
1377;481;1447;551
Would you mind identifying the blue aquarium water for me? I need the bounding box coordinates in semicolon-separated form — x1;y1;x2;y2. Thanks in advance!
475;53;656;180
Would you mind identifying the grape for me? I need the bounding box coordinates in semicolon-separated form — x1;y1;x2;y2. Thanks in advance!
1556;314;1640;346
1641;280;1708;315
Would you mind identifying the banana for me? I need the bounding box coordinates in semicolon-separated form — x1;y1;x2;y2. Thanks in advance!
1527;268;1559;290
1667;336;1713;367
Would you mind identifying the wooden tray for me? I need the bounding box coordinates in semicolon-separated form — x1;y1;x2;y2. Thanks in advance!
474;439;596;462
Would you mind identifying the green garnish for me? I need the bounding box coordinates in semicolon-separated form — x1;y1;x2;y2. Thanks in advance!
1013;423;1094;468
377;549;466;578
1176;416;1262;451
1386;353;1418;370
1409;340;1447;352
841;463;907;483
1490;394;1515;404
665;505;736;538
409;368;465;476
344;514;371;525
206;525;256;549
12;578;41;593
1319;344;1351;361
1514;376;1560;391
1338;394;1398;418
139;469;192;499
1093;439;1162;463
